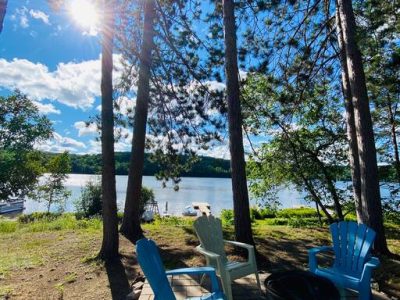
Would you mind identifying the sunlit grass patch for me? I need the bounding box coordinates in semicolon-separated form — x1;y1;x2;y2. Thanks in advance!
0;285;13;298
0;219;17;233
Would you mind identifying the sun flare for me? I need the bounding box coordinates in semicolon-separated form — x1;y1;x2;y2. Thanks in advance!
68;0;99;33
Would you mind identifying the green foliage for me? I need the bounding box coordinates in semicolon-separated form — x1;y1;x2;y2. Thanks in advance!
140;186;155;213
18;212;62;224
20;213;101;232
243;74;349;220
67;152;231;178
30;152;71;212
276;207;318;218
152;215;194;226
250;207;277;219
75;181;154;219
221;209;234;226
74;179;102;218
0;92;53;200
0;220;17;233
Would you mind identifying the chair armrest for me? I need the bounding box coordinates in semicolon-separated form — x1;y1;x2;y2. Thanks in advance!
361;256;380;282
308;246;333;272
224;240;256;263
165;267;222;294
224;240;254;250
195;245;221;259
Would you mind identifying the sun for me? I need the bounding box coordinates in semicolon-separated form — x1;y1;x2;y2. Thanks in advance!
68;0;99;33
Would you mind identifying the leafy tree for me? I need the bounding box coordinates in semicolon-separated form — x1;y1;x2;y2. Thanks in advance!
75;179;102;218
0;92;52;200
243;74;348;222
30;152;71;213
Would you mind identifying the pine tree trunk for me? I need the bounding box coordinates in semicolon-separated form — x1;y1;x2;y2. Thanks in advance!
337;0;389;254
335;7;362;222
0;0;7;33
120;0;155;243
99;0;119;260
222;0;254;245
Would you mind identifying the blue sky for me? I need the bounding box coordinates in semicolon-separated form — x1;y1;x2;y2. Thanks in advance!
0;0;109;154
0;0;262;159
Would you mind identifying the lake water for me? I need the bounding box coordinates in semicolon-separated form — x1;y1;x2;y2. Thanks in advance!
24;174;309;216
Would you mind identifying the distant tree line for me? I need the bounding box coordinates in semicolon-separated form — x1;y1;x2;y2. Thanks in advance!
41;152;232;178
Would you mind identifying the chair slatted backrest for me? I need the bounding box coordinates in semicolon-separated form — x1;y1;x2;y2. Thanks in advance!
194;215;228;264
136;239;176;300
330;221;376;276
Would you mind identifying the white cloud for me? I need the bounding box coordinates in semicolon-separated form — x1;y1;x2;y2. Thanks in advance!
12;7;29;28
115;96;136;115
74;121;98;136
32;100;61;115
35;133;86;153
0;54;123;109
29;9;50;25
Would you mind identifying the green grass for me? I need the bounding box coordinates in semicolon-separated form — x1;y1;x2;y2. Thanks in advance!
0;286;13;298
0;214;102;280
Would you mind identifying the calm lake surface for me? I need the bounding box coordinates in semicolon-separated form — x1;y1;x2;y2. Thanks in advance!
24;174;309;216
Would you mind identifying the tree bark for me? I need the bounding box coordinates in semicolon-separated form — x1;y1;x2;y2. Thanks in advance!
337;0;389;254
99;0;119;260
335;6;362;222
120;0;156;243
222;0;254;245
0;0;7;34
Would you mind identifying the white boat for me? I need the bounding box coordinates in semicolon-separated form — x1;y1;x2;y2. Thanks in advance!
182;206;198;217
0;199;25;214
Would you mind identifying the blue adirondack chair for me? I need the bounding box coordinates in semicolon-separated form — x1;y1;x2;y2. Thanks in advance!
136;238;226;300
309;221;380;300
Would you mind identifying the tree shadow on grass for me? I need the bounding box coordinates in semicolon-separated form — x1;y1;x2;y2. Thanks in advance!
254;237;334;272
105;257;133;300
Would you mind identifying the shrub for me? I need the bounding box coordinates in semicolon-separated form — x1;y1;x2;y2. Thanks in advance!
140;186;155;215
250;207;262;220
153;215;194;226
276;207;318;218
221;209;234;226
18;212;62;224
74;180;102;218
260;208;277;219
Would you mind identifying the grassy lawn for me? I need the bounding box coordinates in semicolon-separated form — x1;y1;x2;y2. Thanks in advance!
0;215;399;299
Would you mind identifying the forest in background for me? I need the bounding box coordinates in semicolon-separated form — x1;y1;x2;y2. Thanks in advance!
40;151;400;182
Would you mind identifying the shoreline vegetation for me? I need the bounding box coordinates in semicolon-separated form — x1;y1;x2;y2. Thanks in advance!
0;211;399;299
40;151;400;181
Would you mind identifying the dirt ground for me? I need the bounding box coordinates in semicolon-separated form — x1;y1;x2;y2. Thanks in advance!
0;224;399;300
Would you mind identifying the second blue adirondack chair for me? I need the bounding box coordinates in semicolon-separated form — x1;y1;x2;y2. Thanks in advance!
309;221;380;300
136;238;226;300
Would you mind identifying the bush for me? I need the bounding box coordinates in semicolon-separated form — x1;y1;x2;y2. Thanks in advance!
268;218;289;225
18;212;62;224
260;208;277;219
75;180;102;218
221;209;234;226
75;180;155;219
250;207;262;220
276;207;318;218
140;186;155;215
